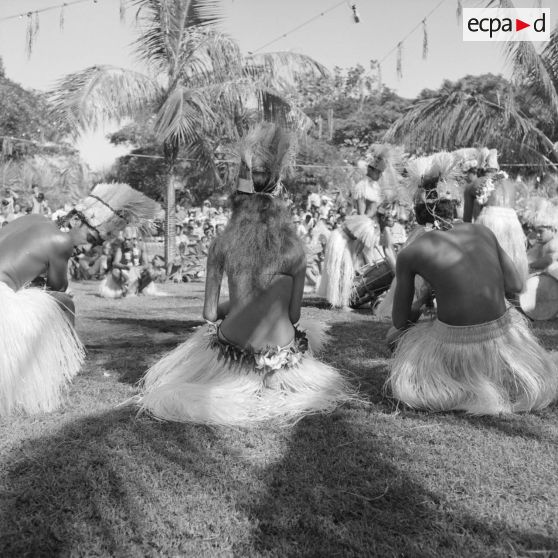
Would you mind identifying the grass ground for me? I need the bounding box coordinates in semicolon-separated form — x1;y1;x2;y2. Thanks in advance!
1;281;557;557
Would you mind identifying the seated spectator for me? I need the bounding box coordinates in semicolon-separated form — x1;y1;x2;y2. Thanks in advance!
293;214;307;237
175;224;188;247
0;198;16;225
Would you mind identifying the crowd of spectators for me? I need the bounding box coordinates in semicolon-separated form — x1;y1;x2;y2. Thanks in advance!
0;185;52;226
0;184;411;294
291;189;410;292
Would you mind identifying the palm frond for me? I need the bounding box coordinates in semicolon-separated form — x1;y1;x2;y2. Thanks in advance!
153;84;216;147
385;89;557;167
244;51;329;89
485;0;558;114
133;0;224;73
50;65;162;132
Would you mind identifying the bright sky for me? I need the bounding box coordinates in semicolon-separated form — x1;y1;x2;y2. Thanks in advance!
0;0;556;98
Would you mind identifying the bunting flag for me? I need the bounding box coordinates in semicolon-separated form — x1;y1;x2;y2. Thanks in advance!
396;42;403;79
59;3;66;31
422;19;428;60
25;12;39;59
456;0;463;25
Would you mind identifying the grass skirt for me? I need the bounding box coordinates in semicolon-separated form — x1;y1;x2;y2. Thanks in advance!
137;319;354;426
99;267;141;298
476;206;528;286
353;179;381;202
0;282;85;415
387;308;558;415
317;229;355;308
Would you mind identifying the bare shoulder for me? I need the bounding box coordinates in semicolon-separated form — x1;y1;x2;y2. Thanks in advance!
546;237;558;255
49;229;73;256
284;238;306;274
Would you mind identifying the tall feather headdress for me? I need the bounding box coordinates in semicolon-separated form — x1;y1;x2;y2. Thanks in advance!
405;152;460;203
77;182;161;238
235;122;297;195
365;143;408;204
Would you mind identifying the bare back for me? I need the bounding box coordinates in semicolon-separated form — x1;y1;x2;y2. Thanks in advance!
204;236;306;349
394;223;522;327
0;215;72;291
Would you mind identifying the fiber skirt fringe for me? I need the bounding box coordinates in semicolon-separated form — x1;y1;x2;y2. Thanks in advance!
0;282;85;415
99;267;141;298
476;206;529;286
317;229;355;308
354;180;382;203
387;308;558;414
137;319;354;426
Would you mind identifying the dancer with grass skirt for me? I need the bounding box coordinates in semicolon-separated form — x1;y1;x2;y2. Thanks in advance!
138;124;354;426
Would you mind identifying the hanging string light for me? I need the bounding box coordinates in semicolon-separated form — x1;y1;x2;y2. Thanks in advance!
119;0;126;22
396;42;403;79
456;0;463;25
422;19;428;59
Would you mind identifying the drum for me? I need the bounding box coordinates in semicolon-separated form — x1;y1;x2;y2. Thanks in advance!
349;259;394;309
519;273;558;320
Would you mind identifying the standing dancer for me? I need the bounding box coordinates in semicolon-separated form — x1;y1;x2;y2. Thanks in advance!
138;124;354;426
463;149;528;285
385;187;557;415
318;146;400;309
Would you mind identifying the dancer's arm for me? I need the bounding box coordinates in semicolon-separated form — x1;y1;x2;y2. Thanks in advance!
462;185;475;223
288;247;306;325
112;248;129;270
203;241;224;322
47;238;72;292
496;237;524;295
392;249;420;330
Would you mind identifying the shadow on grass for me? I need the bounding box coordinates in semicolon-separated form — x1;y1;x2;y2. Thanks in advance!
1;410;556;556
236;414;558;557
463;412;558;444
0;408;234;557
95;317;204;335
327;319;393;408
301;296;331;310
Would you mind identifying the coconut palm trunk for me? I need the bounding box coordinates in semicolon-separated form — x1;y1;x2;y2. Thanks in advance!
164;166;177;264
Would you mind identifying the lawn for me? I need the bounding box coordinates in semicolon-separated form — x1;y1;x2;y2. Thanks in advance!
1;281;557;557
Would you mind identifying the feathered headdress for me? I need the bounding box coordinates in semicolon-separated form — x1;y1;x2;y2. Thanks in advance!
235;122;297;195
365;143;408;204
77;182;161;238
405;152;460;204
452;147;499;174
520;195;558;230
452;147;480;173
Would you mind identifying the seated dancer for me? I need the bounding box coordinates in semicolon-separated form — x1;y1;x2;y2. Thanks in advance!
138;123;354;426
386;190;558;415
462;148;528;286
525;197;558;277
99;227;154;297
0;213;89;415
374;153;458;319
318;148;391;309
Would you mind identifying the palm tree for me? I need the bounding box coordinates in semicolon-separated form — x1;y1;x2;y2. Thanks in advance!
385;1;558;168
50;0;325;264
